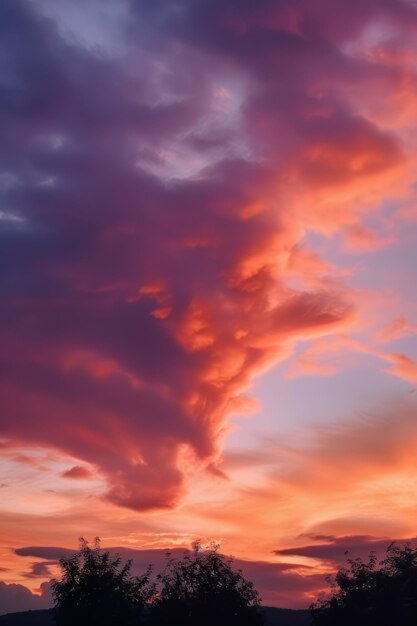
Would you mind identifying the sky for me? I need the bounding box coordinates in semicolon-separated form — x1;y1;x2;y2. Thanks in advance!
1;0;417;614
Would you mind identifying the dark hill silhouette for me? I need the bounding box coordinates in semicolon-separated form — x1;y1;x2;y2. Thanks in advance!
0;608;310;626
262;607;310;625
0;611;53;626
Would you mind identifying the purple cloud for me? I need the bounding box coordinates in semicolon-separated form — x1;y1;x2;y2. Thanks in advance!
0;0;415;511
0;581;50;616
275;534;417;565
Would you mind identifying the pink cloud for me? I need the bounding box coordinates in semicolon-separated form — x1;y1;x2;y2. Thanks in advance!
0;0;416;515
342;223;395;253
383;353;417;383
284;334;370;379
61;465;93;480
378;317;417;342
217;400;417;550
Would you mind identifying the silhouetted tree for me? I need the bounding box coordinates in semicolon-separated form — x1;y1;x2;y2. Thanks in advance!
311;543;417;625
149;541;263;626
52;538;154;626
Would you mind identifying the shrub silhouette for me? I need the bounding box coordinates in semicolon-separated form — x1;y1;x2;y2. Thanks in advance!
311;543;417;625
51;538;154;626
149;541;264;626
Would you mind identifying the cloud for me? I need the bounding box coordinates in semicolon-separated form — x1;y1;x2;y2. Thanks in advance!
342;223;395;253
213;399;417;563
281;402;417;489
276;534;417;566
383;353;417;383
0;0;416;513
61;465;93;480
24;562;56;579
0;580;50;616
378;317;417;342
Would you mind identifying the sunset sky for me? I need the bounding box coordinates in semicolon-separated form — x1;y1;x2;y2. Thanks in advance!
2;0;417;614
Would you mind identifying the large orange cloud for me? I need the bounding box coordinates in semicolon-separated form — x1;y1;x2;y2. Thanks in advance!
0;0;416;521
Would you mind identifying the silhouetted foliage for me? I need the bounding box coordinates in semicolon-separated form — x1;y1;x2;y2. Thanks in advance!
51;538;154;626
311;543;417;625
150;541;264;626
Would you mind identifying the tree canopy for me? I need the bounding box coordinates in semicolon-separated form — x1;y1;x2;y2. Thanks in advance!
51;538;154;626
311;543;417;626
150;542;263;626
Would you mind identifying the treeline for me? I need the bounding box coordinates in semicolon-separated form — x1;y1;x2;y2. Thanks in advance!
51;539;417;626
311;542;417;625
52;539;262;626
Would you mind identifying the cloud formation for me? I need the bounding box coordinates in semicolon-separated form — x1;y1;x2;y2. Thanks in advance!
61;465;93;480
276;534;417;566
0;0;416;516
0;580;50;615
